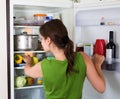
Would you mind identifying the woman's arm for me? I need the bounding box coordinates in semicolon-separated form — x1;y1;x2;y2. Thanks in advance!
23;55;43;78
80;52;106;93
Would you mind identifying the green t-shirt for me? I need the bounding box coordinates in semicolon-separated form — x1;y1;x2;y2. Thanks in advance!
41;52;86;99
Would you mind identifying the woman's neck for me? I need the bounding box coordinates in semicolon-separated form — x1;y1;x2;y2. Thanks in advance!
51;47;66;61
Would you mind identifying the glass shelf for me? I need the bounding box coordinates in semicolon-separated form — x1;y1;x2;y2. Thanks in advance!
14;25;40;29
102;58;120;73
14;50;45;54
78;24;120;27
14;67;24;69
15;85;44;90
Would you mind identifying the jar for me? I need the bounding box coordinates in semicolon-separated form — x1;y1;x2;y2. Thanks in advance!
94;39;106;56
84;43;93;57
34;14;46;26
76;43;84;52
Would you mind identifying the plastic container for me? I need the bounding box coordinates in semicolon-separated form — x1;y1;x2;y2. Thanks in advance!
44;16;53;23
84;43;94;57
34;14;47;26
94;39;106;56
76;43;84;52
14;20;34;26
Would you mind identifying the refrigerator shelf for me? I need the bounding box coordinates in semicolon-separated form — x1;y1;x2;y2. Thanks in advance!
14;67;24;69
14;50;45;54
15;85;44;90
102;58;120;73
78;24;120;27
14;25;40;29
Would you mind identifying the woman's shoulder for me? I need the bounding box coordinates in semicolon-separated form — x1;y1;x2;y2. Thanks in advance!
74;52;84;58
74;52;91;64
78;52;90;60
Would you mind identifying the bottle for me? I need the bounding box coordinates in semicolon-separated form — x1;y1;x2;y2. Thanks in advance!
106;31;116;58
100;17;105;25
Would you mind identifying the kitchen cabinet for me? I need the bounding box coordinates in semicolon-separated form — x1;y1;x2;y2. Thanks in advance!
8;0;73;99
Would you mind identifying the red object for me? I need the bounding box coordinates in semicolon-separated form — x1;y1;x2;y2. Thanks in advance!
94;39;106;56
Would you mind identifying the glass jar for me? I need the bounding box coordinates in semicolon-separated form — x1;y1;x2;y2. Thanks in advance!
33;14;46;26
76;43;84;52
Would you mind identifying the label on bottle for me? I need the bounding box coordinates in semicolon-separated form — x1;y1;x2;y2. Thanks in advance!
106;49;112;58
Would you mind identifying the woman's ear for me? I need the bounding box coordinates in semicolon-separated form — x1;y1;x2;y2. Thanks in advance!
46;37;52;45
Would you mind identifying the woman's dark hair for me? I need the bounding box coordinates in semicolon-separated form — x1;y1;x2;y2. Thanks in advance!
39;19;75;74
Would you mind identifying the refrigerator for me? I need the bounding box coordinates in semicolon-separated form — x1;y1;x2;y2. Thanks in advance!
74;1;120;99
8;0;74;99
7;0;120;99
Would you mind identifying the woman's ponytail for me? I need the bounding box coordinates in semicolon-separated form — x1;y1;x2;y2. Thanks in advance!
64;39;76;75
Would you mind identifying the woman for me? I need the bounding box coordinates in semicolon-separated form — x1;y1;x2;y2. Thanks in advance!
23;19;106;99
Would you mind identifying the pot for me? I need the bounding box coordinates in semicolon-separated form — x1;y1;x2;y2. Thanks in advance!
14;33;39;51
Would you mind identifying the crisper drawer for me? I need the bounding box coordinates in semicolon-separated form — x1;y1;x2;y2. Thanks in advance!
15;88;45;99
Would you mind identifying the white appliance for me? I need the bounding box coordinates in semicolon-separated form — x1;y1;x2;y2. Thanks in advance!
74;2;120;99
8;0;74;99
8;0;120;99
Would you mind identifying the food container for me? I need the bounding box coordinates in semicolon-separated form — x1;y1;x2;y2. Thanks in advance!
14;20;34;26
76;42;84;52
36;78;43;85
14;32;39;51
34;14;47;26
94;39;106;56
84;43;93;57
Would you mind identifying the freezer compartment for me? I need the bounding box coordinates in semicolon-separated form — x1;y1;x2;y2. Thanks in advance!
15;87;45;99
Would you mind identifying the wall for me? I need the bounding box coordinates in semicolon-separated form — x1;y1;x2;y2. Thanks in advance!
0;0;8;99
82;70;120;99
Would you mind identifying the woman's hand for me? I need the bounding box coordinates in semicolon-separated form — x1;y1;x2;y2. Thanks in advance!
23;55;32;66
23;55;42;78
92;54;105;68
